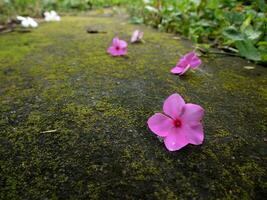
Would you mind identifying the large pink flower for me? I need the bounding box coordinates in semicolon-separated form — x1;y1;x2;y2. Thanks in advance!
107;37;128;56
171;52;202;75
147;93;205;151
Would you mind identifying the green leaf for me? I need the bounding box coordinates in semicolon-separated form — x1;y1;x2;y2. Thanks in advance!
206;0;219;9
224;12;245;25
244;27;262;41
223;27;244;41
130;16;143;24
235;40;261;61
258;0;267;12
257;41;267;47
241;16;252;31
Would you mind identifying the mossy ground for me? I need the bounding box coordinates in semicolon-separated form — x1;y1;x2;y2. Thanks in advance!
0;11;266;200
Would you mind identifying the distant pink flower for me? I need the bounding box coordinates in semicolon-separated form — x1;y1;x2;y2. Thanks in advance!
147;93;205;151
171;52;202;75
107;37;128;56
131;30;144;43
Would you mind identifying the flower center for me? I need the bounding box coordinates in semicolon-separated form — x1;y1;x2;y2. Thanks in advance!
115;46;120;50
173;119;182;128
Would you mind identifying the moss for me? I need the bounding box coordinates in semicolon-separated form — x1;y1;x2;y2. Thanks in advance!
0;11;266;199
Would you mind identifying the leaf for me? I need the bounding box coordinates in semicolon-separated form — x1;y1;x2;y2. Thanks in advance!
197;19;215;27
241;16;252;31
258;0;267;12
206;0;219;9
130;17;143;24
235;40;261;61
223;27;244;41
244;27;261;41
224;12;245;25
257;41;267;47
145;5;158;13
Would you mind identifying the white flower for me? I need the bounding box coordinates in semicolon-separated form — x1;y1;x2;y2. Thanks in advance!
17;16;38;28
44;10;61;22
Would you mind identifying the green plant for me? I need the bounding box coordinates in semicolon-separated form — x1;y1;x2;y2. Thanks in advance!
129;0;267;63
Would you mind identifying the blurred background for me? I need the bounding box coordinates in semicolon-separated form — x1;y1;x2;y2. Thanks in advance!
0;0;266;63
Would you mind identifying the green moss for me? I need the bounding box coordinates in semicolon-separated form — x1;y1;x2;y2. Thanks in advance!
0;12;266;199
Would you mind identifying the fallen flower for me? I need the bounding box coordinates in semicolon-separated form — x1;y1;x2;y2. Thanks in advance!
131;30;144;43
17;16;38;28
171;52;202;75
44;10;61;22
107;37;128;56
147;93;204;151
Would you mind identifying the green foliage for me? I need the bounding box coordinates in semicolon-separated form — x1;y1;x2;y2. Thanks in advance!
0;0;129;23
129;0;267;63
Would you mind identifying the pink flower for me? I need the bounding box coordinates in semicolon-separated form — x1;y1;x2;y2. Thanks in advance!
131;30;144;43
107;37;128;56
171;52;202;75
147;93;205;151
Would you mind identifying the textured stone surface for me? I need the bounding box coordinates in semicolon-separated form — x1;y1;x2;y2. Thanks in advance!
0;12;266;199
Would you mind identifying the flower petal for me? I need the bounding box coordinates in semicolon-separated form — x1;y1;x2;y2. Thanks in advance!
21;20;30;28
119;40;128;49
131;30;139;43
147;113;173;137
171;66;184;74
117;48;127;56
107;46;116;55
184;52;195;60
190;56;202;69
171;55;190;75
182;103;204;124
17;16;26;21
184;123;204;145
113;37;120;46
163;93;185;119
180;64;191;75
164;129;188;151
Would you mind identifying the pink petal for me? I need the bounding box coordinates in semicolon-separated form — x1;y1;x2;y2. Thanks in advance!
190;56;202;69
147;113;173;137
181;103;204;124
164;129;188;151
184;52;195;60
171;55;189;75
182;52;201;69
119;40;127;49
117;48;127;56
171;66;184;74
107;46;115;54
131;30;139;43
180;64;191;75
184;123;204;145
177;56;188;68
113;37;120;46
107;46;119;56
163;93;185;119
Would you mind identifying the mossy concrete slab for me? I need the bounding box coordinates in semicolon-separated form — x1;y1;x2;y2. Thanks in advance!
0;13;266;199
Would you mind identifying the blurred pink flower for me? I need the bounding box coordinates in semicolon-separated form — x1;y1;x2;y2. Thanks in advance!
131;30;144;43
171;52;202;75
147;93;205;151
107;37;128;56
